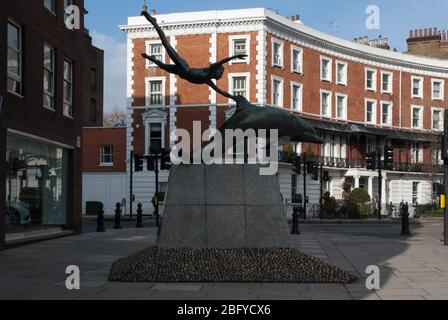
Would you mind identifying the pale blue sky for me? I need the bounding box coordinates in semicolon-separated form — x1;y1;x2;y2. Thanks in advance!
84;0;448;111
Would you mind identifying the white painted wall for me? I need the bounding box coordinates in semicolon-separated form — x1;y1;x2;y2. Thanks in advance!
82;173;127;215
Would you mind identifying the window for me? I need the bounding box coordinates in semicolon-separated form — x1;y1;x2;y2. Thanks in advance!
7;21;22;95
146;41;164;68
381;72;393;94
44;0;56;14
320;57;332;82
336;61;347;86
291;47;303;73
272;77;283;107
411;143;423;164
100;145;114;165
412;76;423;99
146;78;165;107
63;59;73;117
320;133;347;160
43;44;55;110
336;93;347;120
148;123;163;154
432;79;445;100
432;108;443;131
90;99;97;122
411;106;423;129
232;77;247;97
291;82;302;112
412;182;420;205
272;39;283;67
366;69;377;91
381;101;392;126
320;90;332;118
229;35;250;64
365;99;377;124
432;148;443;165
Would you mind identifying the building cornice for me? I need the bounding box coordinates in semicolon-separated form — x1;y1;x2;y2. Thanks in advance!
120;8;448;77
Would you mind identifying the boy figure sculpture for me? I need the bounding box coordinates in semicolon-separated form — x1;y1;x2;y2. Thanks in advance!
141;10;245;100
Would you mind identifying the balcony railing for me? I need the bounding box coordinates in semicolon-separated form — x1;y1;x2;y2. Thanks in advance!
279;152;443;174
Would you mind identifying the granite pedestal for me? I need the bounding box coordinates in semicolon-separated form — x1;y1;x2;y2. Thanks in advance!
157;164;292;248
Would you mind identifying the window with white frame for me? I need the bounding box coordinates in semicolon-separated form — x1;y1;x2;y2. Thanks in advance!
381;101;392;126
272;39;283;67
432;79;445;100
365;69;377;91
43;44;55;110
146;78;165;107
432;108;443;131
272;77;283;107
229;35;250;64
320;133;347;160
411;143;423;164
411;106;423;129
381;72;393;94
231;76;247;98
146;41;164;67
320;90;332;118
100;145;114;165
336;93;347;120
365;99;377;124
412;182;420;204
63;59;73;117
336;61;347;86
320;57;332;82
148;123;163;154
291;82;302;111
412;76;423;99
291;47;303;73
432;147;443;165
7;21;22;95
366;136;377;154
44;0;56;14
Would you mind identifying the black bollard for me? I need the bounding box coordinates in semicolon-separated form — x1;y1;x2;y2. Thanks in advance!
401;202;411;236
96;203;105;232
291;206;301;235
114;203;123;229
136;203;144;228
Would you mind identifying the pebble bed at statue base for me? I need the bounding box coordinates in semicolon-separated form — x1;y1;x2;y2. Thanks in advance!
109;247;358;283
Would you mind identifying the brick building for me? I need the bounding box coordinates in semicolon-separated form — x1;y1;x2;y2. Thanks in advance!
407;28;448;59
119;8;448;216
82;127;127;214
0;0;103;247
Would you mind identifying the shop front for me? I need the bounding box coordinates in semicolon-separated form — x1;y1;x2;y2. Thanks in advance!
4;133;70;238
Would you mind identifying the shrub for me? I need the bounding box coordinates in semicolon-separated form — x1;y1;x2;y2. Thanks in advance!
351;188;371;204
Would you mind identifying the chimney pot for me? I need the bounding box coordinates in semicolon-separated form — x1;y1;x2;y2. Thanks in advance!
151;9;157;15
443;32;447;42
419;29;423;37
364;36;368;44
409;30;413;39
434;28;438;35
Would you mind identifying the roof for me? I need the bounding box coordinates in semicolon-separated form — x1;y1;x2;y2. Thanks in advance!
120;8;448;73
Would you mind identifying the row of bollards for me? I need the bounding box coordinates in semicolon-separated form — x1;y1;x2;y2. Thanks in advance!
96;202;145;232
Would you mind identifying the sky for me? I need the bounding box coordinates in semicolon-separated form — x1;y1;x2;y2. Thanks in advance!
85;0;448;112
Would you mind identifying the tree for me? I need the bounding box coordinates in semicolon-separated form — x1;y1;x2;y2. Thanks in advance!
103;108;126;127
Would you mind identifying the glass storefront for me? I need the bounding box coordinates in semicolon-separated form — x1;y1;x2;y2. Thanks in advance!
5;134;69;234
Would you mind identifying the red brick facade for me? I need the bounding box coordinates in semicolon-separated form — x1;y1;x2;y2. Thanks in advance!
123;9;448;175
82;128;127;172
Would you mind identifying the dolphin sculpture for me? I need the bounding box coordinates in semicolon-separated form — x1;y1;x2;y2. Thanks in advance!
218;96;324;145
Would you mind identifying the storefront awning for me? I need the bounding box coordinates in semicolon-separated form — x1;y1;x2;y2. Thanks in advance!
305;118;440;143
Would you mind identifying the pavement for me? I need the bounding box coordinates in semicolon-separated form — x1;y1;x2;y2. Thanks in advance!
0;218;447;300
